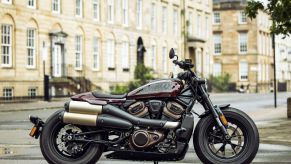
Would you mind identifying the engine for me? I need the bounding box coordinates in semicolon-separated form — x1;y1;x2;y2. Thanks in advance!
127;100;186;150
127;100;186;121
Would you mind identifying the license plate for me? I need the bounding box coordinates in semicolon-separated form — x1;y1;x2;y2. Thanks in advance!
29;126;38;137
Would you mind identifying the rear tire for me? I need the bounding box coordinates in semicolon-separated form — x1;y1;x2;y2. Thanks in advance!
193;107;259;164
40;110;104;164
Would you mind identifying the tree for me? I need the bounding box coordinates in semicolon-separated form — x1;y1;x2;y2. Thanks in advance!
245;0;291;36
208;74;232;92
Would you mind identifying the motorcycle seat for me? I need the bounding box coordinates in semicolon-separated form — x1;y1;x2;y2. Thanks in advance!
92;91;127;99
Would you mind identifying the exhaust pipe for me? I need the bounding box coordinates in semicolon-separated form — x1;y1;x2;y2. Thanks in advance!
63;100;179;130
62;112;132;130
65;101;102;115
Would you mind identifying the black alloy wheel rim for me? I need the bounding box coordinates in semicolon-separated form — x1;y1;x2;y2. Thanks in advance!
51;123;88;159
206;118;248;159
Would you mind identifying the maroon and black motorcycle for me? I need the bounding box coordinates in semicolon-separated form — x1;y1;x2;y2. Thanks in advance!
29;49;259;164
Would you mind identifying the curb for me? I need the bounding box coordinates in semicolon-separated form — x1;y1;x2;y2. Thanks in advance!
0;106;62;113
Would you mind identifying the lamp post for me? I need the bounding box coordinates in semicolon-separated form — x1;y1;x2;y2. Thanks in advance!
272;33;277;108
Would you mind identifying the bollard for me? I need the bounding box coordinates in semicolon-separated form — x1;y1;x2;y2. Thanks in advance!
288;97;291;118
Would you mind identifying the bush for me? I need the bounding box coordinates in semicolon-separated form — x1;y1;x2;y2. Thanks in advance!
208;74;232;92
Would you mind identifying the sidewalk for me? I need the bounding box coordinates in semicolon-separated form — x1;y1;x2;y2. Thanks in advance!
0;98;69;112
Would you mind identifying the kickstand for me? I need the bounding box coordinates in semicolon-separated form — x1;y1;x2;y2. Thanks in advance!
154;161;158;164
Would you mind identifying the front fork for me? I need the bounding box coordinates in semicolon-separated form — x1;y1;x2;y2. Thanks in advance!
199;86;230;139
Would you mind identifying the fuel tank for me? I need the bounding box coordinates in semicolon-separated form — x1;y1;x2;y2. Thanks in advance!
127;79;183;99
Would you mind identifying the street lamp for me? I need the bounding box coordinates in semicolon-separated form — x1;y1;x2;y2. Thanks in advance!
272;33;277;108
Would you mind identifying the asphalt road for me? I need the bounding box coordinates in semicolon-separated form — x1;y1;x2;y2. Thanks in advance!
0;92;290;163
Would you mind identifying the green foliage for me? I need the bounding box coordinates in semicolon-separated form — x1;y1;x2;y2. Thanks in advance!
208;74;232;92
111;64;154;94
245;0;291;36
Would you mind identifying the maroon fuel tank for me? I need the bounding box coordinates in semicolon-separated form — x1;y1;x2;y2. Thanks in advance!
127;79;184;99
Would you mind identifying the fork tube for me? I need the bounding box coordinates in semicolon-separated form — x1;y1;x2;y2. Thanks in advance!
198;85;229;137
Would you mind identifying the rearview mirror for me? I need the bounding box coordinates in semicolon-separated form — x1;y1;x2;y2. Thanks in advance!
169;48;177;59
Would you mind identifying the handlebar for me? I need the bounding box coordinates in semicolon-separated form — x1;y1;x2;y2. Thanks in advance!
173;60;194;70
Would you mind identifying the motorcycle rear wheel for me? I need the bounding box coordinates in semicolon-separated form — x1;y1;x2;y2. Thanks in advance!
193;107;259;164
40;110;104;164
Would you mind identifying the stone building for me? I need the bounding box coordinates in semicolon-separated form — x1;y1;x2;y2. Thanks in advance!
0;0;212;99
212;0;274;93
275;35;291;91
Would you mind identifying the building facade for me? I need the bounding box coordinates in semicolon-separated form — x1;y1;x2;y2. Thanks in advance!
275;35;291;91
0;0;213;99
212;0;274;93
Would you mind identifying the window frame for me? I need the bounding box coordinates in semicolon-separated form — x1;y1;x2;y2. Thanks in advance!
107;39;115;69
239;32;248;54
122;0;128;26
161;6;167;34
239;61;248;81
26;28;36;68
75;35;83;70
75;0;83;18
151;44;156;70
188;12;193;36
150;3;156;32
213;33;222;55
162;46;167;73
28;87;37;98
92;36;100;71
213;12;221;24
27;0;36;9
121;41;129;69
52;0;60;14
1;24;12;68
92;0;100;21
213;63;222;77
136;0;143;29
107;0;114;24
173;9;178;36
3;87;13;100
1;0;12;4
238;11;247;24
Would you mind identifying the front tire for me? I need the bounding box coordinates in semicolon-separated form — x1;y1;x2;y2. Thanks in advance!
193;107;259;164
40;110;104;164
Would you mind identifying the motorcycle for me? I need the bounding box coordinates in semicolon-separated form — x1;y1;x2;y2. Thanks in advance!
29;48;259;164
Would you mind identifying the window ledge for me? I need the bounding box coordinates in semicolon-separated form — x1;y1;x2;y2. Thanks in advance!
122;68;130;72
108;67;115;71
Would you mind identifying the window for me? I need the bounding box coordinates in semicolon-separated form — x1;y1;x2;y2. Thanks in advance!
213;34;221;55
1;24;12;67
205;16;209;37
76;0;82;17
28;88;37;98
52;0;60;13
93;0;100;21
136;0;142;29
121;41;129;69
239;61;248;80
213;12;220;24
122;0;128;26
1;0;12;4
151;44;156;70
3;88;13;100
162;46;167;73
92;37;99;70
197;14;201;36
107;0;114;23
196;51;202;73
239;32;248;54
162;6;167;34
107;39;115;69
239;11;247;24
151;3;156;31
213;63;222;76
28;0;36;8
27;28;36;68
173;9;178;35
188;12;193;35
75;35;82;69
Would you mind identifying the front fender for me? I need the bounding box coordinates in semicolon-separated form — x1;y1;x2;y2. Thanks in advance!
198;104;230;118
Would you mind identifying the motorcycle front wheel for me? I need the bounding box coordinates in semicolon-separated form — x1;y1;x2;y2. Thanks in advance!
193;107;259;164
40;110;104;164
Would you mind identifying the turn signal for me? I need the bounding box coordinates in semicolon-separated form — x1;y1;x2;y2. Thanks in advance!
29;126;38;137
